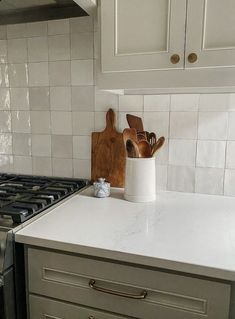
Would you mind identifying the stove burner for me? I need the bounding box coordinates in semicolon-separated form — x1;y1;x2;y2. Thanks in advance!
0;174;88;223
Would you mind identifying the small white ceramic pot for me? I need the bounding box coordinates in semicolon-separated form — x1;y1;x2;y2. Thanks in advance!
124;157;156;203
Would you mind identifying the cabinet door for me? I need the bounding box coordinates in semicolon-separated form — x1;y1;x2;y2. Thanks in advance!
101;0;187;72
186;0;235;68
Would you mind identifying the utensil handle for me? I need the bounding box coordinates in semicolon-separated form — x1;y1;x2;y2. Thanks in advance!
89;280;147;300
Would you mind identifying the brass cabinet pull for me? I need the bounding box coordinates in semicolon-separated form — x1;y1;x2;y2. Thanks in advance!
89;280;147;300
170;54;180;64
188;53;198;63
89;317;95;319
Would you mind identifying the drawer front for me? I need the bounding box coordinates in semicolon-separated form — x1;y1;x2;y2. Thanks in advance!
29;294;131;319
28;248;231;319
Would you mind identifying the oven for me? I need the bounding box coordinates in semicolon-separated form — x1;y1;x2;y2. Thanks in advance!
0;268;16;319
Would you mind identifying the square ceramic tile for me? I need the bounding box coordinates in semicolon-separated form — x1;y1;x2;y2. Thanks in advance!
71;60;93;86
7;39;27;63
8;64;28;87
0;26;7;40
0;155;13;173
228;112;235;140
48;19;69;35
199;94;229;111
144;95;170;111
119;95;144;112
13;156;32;174
226;141;235;169
71;86;94;111
52;158;73;177
73;159;91;179
195;168;224;195
73;136;91;159
170;112;197;139
0;65;9;87
168;165;195;193
156;165;168;191
198;112;228;140
32;157;52;176
52;135;72;158
196;140;226;168
51;111;72;135
49;61;71;86
169;139;196;166
95;89;118;112
72;112;94;135
28;62;49;87
29;87;50;111
143;112;169;137
0;89;10;109
30;111;51;134
119;111;141;132
71;32;94;60
155;138;168;165
0;40;7;63
224;169;235;196
94;112;106;131
10;88;29;110
28;37;48;62
26;21;47;37
0;134;12;154
171;94;199;111
70;17;93;33
31;134;51;157
0;111;11;132
48;35;70;61
50;87;71;111
7;24;26;39
11;111;30;133
12;133;31;156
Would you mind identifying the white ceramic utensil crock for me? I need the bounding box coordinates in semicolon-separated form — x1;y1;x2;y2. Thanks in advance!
124;157;156;202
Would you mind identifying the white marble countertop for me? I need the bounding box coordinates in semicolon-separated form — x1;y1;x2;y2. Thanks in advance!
15;187;235;281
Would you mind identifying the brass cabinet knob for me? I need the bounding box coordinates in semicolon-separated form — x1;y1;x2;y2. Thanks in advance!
188;53;198;63
170;54;180;64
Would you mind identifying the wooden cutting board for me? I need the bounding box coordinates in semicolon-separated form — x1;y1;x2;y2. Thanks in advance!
91;109;126;187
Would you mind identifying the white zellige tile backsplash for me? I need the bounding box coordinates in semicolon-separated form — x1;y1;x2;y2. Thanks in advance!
0;18;235;196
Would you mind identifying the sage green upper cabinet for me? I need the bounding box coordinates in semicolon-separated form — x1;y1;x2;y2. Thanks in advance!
186;0;235;68
101;0;187;72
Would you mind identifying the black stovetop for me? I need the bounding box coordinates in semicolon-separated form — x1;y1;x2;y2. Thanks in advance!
0;174;88;224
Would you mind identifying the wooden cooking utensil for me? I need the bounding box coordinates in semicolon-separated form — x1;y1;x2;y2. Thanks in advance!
149;132;157;147
91;109;126;187
126;139;140;158
138;140;152;158
126;114;144;132
123;128;138;146
151;137;165;156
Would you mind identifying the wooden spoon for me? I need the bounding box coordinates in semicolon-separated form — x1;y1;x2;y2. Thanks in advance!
151;137;165;156
126;114;144;132
137;140;152;158
123;128;138;146
126;139;140;158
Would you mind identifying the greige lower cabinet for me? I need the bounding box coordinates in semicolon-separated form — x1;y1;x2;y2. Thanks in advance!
27;248;231;319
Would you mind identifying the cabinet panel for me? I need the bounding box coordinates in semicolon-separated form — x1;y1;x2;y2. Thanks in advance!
101;0;187;72
29;295;131;319
28;248;231;319
186;0;235;68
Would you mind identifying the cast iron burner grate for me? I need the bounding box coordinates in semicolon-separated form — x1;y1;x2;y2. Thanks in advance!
0;174;89;223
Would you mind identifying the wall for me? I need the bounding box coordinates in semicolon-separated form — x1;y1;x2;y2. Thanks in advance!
0;17;235;196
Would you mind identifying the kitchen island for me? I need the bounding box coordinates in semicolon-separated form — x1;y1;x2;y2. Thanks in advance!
15;188;235;319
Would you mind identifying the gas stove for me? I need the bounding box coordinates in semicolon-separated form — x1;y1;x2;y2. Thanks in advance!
0;174;88;226
0;173;89;319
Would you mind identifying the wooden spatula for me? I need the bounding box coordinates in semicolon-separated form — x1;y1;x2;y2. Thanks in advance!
126;114;144;132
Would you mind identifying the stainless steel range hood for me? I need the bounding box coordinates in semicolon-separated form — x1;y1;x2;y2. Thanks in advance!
0;0;88;25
